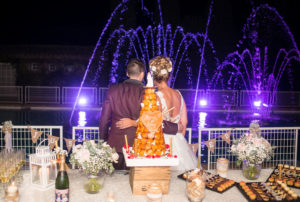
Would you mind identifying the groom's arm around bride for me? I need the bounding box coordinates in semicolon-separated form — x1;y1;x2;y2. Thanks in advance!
99;58;179;170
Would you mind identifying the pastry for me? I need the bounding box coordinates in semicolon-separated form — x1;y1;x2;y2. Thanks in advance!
287;179;294;186
249;194;256;200
133;87;166;157
295;181;300;187
292;193;298;200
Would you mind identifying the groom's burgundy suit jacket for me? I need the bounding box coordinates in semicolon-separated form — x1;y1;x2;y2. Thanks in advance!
99;79;178;152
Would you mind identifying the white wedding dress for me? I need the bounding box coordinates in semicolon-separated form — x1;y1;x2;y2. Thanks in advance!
156;90;198;171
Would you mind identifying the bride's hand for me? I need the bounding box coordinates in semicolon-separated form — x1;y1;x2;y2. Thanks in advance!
116;118;137;129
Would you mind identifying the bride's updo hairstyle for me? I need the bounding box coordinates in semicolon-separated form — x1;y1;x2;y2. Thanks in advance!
149;56;173;83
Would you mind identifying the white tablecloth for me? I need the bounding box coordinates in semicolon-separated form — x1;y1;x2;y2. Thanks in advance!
2;169;300;202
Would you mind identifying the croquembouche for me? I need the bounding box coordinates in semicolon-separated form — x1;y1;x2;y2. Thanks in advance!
132;73;166;157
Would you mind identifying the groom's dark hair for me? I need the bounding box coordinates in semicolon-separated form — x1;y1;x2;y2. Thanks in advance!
126;58;145;77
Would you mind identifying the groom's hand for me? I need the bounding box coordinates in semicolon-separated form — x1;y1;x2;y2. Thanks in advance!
178;122;184;133
116;118;137;129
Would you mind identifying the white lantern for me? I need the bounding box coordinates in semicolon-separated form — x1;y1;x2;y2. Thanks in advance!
29;142;57;190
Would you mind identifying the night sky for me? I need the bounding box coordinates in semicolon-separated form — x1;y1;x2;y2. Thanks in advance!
0;0;299;59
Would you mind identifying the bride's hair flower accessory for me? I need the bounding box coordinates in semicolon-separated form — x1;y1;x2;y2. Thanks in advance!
149;56;172;82
160;69;167;75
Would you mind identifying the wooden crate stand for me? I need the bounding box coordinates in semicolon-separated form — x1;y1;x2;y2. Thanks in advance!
129;166;171;195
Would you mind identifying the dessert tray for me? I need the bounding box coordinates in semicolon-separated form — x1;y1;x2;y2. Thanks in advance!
266;164;300;189
237;181;299;201
178;170;236;193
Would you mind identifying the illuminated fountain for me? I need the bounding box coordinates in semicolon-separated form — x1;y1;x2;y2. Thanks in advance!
69;0;218;124
210;4;300;117
69;1;299;126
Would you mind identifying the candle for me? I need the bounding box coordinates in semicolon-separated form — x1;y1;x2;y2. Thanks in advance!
279;164;283;179
39;167;50;185
216;158;229;177
124;135;129;152
197;154;201;169
51;159;57;178
5;181;19;202
7;181;17;194
170;138;173;156
107;191;116;202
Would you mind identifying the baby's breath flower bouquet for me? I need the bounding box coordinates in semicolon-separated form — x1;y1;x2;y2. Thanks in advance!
70;140;119;175
230;121;273;179
2;120;13;150
70;140;119;194
2;120;13;133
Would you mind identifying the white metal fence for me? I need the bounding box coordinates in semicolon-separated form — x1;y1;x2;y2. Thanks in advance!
0;86;23;103
201;127;300;170
0;125;63;162
72;127;99;142
72;126;299;170
1;125;299;169
72;126;192;143
25;86;60;104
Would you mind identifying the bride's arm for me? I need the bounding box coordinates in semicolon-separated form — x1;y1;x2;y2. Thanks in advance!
180;99;188;136
116;118;137;129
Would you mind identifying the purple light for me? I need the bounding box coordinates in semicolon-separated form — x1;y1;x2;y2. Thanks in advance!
262;103;269;107
253;100;261;107
79;97;87;105
78;111;87;126
253;113;260;116
198;112;207;128
199;99;207;106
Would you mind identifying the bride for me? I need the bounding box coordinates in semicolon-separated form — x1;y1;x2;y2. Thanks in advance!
116;56;197;171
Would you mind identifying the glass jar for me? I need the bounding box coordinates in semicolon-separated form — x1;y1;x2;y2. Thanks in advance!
84;173;105;194
242;160;262;180
186;169;206;202
146;183;162;202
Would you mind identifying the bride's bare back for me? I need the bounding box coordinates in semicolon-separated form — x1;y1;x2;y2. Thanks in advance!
157;88;182;120
156;82;188;134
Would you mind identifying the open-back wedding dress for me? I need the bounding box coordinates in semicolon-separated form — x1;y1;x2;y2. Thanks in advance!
156;90;198;171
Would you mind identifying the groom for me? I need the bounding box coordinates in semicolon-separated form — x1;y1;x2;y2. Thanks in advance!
99;58;179;169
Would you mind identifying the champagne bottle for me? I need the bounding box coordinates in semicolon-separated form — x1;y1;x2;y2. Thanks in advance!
55;154;69;202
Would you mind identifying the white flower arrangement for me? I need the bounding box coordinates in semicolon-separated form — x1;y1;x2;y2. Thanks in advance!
230;122;273;166
151;63;172;74
160;69;167;75
2;120;13;133
70;140;119;175
54;146;68;156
